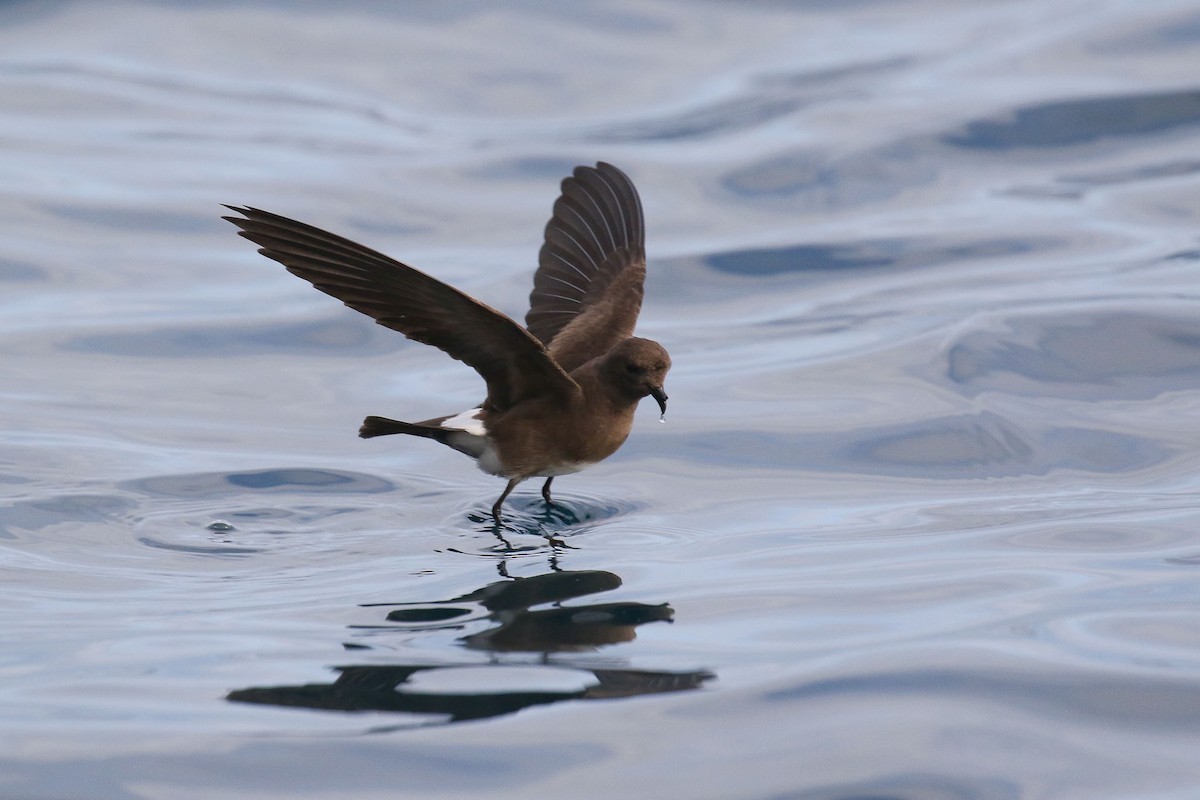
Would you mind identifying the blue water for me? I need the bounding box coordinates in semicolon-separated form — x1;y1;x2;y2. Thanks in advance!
4;1;1200;797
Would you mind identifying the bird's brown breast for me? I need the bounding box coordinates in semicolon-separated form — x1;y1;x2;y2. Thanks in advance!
484;386;636;480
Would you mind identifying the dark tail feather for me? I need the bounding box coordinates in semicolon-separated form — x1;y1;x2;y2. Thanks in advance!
359;415;450;442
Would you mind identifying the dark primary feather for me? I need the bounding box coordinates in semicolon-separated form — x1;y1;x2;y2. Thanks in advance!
527;162;646;372
223;206;578;411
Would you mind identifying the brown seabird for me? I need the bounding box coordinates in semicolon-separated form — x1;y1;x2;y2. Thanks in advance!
225;162;669;522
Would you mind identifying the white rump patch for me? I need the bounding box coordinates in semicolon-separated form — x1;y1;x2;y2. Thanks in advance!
440;407;487;436
439;408;499;473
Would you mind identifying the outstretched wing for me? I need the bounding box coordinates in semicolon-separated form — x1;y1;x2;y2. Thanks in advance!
527;162;646;373
224;206;578;411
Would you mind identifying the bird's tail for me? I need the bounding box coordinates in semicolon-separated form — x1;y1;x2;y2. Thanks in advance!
359;415;449;441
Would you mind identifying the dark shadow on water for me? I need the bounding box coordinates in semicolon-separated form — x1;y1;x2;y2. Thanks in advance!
122;468;394;498
943;87;1200;150
585;56;912;144
0;256;47;282
42;202;213;233
766;773;1019;800
703;236;1055;278
62;317;399;358
707;242;894;275
0;493;136;538
227;560;713;728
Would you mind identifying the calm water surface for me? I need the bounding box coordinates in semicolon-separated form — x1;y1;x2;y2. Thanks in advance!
4;1;1200;797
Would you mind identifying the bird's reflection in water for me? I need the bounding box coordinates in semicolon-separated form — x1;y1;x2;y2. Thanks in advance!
227;560;714;727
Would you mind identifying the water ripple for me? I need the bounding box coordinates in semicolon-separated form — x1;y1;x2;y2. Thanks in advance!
768;665;1200;728
946;308;1200;399
123;468;395;498
654;411;1169;478
63;317;394;358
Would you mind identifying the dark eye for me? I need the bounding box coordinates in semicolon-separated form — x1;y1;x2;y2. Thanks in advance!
625;363;644;374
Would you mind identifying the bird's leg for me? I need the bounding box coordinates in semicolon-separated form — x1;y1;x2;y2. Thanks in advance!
492;478;520;523
541;477;555;508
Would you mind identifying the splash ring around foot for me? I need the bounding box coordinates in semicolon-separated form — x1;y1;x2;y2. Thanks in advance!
462;492;644;537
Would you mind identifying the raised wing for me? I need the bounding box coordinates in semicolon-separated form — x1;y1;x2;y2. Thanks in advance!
527;162;646;373
224;206;578;411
